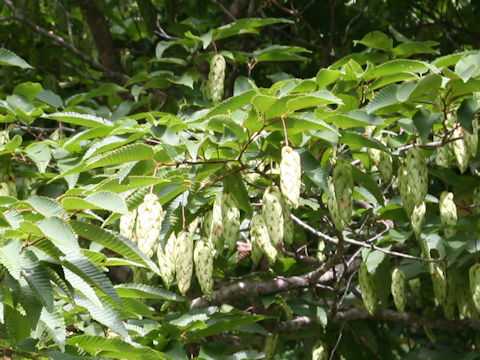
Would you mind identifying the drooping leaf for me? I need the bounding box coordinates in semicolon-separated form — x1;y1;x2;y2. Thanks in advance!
0;48;33;68
115;283;184;301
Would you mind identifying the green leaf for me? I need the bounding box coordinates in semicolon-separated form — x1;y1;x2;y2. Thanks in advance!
74;295;129;340
0;48;33;68
0;239;23;280
4;306;31;343
225;174;252;217
22;250;54;311
364;60;432;81
454;54;480;82
212;18;292;41
69;220;159;273
354;31;393;52
253;45;310;62
64;267;103;308
365;82;415;114
115;283;184;301
392;41;438;58
25;196;64;217
62;251;121;306
39;306;66;351
36;90;63;108
341;131;388;152
351;166;384;205
316;69;342;89
322;110;384;128
412;109;441;142
457;98;480;133
408;74;443;100
86;143;154;170
36;217;79;251
25;144;51;173
67;335;170;360
287;91;343;111
83;191;128;214
43;112;113;127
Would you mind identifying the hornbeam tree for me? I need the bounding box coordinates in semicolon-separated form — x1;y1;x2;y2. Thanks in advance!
1;1;480;359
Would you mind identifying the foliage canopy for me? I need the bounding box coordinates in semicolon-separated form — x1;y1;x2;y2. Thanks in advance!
1;1;480;359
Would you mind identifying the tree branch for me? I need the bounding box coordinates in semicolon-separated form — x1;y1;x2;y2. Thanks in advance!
278;309;480;332
190;254;352;309
1;0;129;84
77;0;124;75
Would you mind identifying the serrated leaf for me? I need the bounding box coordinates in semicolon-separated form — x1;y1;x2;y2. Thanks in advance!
341;131;388;152
25;144;51;173
0;239;22;279
225;173;252;217
354;31;393;52
212;18;291;41
84;191;128;214
64;267;103;308
457;98;480;133
4;306;30;343
67;335;169;360
0;48;32;68
287;91;343;111
115;283;184;301
74;295;129;340
351;166;384;205
412;109;441;142
69;220;159;273
22;250;54;311
43;112;113;127
454;54;480;82
322;110;384;128
364;59;432;81
365;82;416;114
61;251;121;306
36;217;79;251
39;306;66;351
25;196;64;217
316;69;342;89
408;74;443;100
86;143;154;170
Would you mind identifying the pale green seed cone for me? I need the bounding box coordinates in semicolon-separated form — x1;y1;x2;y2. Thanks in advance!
263;334;278;360
280;195;294;244
464;118;479;157
359;262;377;315
469;263;480;313
453;127;470;173
120;209;137;241
442;270;456;320
391;268;406;313
207;54;226;102
174;231;194;295
221;192;240;251
410;201;426;240
430;262;447;305
251;239;264;265
378;150;393;183
262;185;284;247
398;165;414;217
251;213;277;264
194;238;214;299
439;191;457;238
280;145;302;209
406;147;428;206
136;193;164;257
311;339;328;360
457;280;478;319
333;163;354;227
435;144;451;168
327;178;345;231
157;232;176;289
